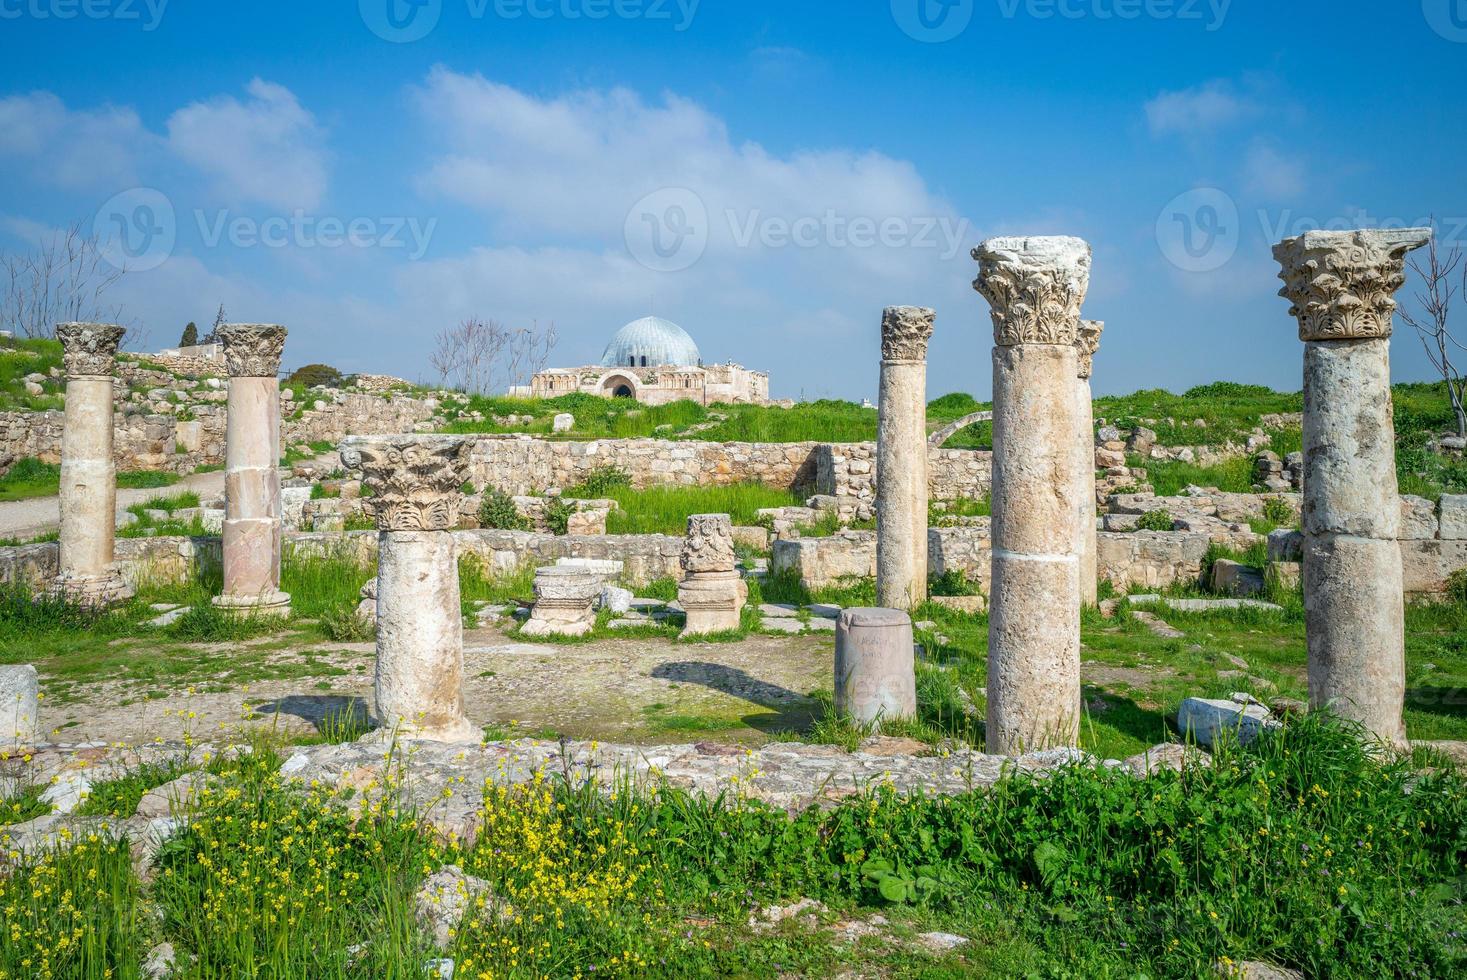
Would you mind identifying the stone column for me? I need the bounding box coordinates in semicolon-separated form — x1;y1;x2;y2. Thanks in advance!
340;435;479;743
1075;320;1104;606
522;565;601;637
51;322;132;605
974;236;1092;755
678;513;746;636
1274;228;1431;748
834;608;916;726
876;306;936;610
213;324;290;617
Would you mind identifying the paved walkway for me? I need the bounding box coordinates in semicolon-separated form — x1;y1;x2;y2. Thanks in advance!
0;468;227;541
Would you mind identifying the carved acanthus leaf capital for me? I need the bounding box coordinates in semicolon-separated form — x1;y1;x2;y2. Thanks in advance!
56;322;125;377
1076;320;1105;380
881;306;936;362
1273;228;1432;342
218;324;287;377
339;436;471;532
972;236;1091;347
681;513;737;575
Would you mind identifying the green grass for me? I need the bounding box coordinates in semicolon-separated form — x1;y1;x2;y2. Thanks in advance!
0;336;64;411
75;758;194;817
1;716;1463;976
563;481;805;536
116;469;181;490
0;457;61;501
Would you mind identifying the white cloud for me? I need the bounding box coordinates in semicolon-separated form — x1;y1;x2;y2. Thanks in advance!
167;79;329;211
1241;142;1306;200
0;91;150;190
1144;79;1259;138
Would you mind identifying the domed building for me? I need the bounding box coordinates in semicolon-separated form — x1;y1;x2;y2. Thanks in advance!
528;316;770;406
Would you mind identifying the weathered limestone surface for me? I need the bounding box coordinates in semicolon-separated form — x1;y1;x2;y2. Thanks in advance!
51;323;132;605
1076;320;1104;605
976;235;1091;755
1277;227;1431;747
876;307;935;610
0;665;39;748
214;325;290;617
834;608;916;726
341;435;479;742
522;566;601;637
678;514;746;636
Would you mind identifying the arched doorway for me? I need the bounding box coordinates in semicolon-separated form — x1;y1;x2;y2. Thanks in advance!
600;373;637;399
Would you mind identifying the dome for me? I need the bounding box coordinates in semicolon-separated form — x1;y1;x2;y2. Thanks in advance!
600;316;701;368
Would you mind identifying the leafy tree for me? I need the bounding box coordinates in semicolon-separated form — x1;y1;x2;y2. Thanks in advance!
286;363;343;388
180;322;198;347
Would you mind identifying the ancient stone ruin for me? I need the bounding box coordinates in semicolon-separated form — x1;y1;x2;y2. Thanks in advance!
678;513;746;636
1275;227;1433;748
875;306;935;611
340;434;480;743
834;607;916;726
1075;320;1104;606
975;235;1092;755
522;565;601;637
212;324;291;618
49;322;133;606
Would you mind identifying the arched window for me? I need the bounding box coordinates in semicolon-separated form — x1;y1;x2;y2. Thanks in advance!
640;355;648;367
628;356;635;367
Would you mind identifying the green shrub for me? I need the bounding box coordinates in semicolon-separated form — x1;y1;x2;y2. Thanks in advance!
1183;381;1277;399
1448;567;1467;606
318;602;375;642
1135;508;1175;531
179;322;198;347
566;464;633;497
478;487;530;531
543;497;574;536
929;569;981;597
285;363;343;388
1262;496;1296;527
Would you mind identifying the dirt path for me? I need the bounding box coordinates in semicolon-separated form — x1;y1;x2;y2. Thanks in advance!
0;467;228;540
37;624;835;747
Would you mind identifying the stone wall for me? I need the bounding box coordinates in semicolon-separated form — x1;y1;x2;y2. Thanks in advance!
467;436;990;507
770;525;993;592
0;529;684;591
1097;531;1211;591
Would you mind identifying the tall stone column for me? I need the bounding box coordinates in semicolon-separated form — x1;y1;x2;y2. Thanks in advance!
1274;228;1431;748
876;306;936;610
1075;320;1104;606
51;323;132;606
213;324;291;617
340;435;479;743
974;236;1092;755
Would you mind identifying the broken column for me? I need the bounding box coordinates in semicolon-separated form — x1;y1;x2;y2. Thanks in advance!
876;306;936;610
1076;320;1104;606
834;608;916;726
1275;228;1432;748
1;664;39;748
213;324;290;617
522;565;601;637
51;322;132;605
340;435;479;742
974;236;1092;755
678;513;746;636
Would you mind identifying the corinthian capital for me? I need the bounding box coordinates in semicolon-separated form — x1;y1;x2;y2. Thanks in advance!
1274;228;1432;342
218;324;287;377
339;436;472;532
880;306;936;362
973;236;1091;347
56;322;125;377
681;513;737;575
1076;320;1105;380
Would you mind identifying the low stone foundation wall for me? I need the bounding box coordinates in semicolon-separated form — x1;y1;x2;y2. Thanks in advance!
1097;531;1211;591
0;529;684;591
466;436;990;509
770;525;994;592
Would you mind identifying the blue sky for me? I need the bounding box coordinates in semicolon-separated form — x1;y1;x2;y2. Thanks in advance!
1;0;1464;400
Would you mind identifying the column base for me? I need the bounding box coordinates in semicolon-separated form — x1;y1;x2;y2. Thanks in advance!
212;590;292;619
679;571;747;637
49;570;134;608
363;714;483;745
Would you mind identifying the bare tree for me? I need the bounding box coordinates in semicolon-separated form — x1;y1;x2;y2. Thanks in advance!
0;222;133;343
1401;230;1467;438
430;317;558;395
503;319;558;390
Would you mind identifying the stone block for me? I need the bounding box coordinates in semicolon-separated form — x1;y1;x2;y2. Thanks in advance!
1266;529;1303;562
1401;494;1439;540
1176;696;1279;748
1211;559;1266;598
552;413;575;433
1440;494;1467;539
0;664;39;747
835;608;916;726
